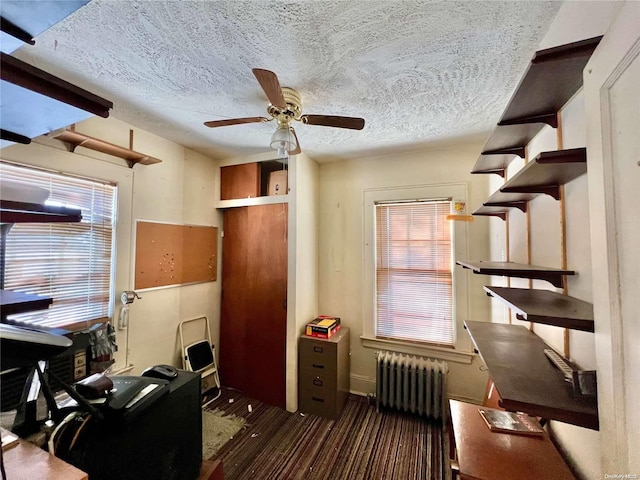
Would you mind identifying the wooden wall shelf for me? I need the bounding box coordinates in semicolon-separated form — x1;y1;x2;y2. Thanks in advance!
473;148;587;219
1;53;112;146
464;321;598;430
1;1;89;54
472;37;601;175
0;200;82;223
484;286;594;332
456;260;574;288
501;148;587;198
49;129;162;168
0;289;53;318
1;2;109;147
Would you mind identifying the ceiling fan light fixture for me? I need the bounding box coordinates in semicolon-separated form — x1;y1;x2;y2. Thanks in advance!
270;124;297;158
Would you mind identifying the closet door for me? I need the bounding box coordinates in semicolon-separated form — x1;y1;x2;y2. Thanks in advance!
220;204;287;408
219;207;249;391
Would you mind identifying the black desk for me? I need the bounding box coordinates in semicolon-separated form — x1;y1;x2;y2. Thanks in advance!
61;371;202;480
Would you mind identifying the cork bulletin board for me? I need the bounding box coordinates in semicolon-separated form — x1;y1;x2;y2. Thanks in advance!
135;221;218;289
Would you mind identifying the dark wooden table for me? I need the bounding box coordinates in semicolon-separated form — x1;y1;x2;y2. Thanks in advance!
450;399;575;480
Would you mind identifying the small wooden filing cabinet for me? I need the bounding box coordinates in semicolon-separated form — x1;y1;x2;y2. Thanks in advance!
298;327;350;419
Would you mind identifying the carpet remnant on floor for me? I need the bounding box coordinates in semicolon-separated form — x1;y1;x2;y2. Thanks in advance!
202;408;246;459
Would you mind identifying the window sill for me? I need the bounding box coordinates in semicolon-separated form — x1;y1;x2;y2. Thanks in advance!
360;335;475;364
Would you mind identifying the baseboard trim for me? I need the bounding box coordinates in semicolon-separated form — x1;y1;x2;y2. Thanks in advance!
350;373;375;396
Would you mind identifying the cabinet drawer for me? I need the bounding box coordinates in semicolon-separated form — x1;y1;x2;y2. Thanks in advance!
299;339;337;376
299;371;336;398
298;375;338;418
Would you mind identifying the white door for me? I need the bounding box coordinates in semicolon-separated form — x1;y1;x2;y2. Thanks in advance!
585;1;640;474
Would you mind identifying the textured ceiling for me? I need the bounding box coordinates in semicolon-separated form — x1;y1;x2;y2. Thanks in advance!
14;1;562;162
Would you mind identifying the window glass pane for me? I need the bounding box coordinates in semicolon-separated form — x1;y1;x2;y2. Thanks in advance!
375;200;453;345
1;162;116;329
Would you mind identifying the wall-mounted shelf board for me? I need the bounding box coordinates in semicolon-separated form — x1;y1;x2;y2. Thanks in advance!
456;260;574;288
0;289;52;318
1;53;112;148
473;148;587;219
465;320;598;430
484;286;594;332
48;129;162;168
472;37;602;176
0;200;82;223
0;1;89;54
501;148;587;198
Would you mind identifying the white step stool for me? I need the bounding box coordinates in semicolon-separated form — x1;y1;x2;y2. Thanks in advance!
178;316;221;406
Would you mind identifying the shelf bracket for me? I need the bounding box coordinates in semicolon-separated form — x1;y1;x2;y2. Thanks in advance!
499;112;558;129
473;212;507;221
481;146;526;159
472;168;505;178
501;184;561;200
536;273;566;289
484;201;527;213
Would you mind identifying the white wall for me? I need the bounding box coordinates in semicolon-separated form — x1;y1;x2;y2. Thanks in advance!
317;142;491;403
287;152;320;411
0;115;221;375
487;3;623;478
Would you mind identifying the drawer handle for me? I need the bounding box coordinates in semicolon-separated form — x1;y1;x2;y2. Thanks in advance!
312;364;324;369
313;379;323;386
312;397;324;403
313;346;324;353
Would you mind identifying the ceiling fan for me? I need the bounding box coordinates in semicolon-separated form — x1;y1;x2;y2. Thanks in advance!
204;68;365;158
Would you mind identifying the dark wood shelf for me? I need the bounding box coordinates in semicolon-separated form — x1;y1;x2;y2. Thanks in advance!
465;320;598;430
484;286;594;332
1;200;82;223
456;260;574;288
1;53;112;146
501;148;587;198
472;37;601;176
0;289;53;318
473;148;587;219
1;1;90;54
48;129;162;168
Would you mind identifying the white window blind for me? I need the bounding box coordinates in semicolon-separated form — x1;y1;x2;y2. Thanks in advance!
375;200;453;345
1;162;116;329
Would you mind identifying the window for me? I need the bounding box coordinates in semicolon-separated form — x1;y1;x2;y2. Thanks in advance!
375;200;453;346
1;162;117;330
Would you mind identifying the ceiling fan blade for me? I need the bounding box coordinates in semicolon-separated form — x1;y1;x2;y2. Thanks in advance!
289;127;302;155
300;115;365;130
252;68;286;109
203;117;269;128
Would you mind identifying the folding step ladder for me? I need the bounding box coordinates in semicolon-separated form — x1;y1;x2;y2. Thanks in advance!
178;316;221;407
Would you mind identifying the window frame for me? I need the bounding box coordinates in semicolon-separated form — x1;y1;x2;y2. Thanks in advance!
0;148;133;370
362;183;474;364
1;162;117;330
375;198;454;346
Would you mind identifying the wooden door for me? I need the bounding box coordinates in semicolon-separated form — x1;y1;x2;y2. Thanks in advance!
220;204;288;408
219;207;249;391
220;163;260;200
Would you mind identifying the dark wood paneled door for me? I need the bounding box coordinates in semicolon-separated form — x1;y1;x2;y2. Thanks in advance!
220;204;287;408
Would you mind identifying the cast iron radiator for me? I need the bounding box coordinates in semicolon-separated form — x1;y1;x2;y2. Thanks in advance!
375;351;448;420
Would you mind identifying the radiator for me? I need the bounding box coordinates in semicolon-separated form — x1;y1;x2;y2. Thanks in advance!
375;351;448;420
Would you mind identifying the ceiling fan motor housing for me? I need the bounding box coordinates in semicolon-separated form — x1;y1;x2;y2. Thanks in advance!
267;87;302;124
